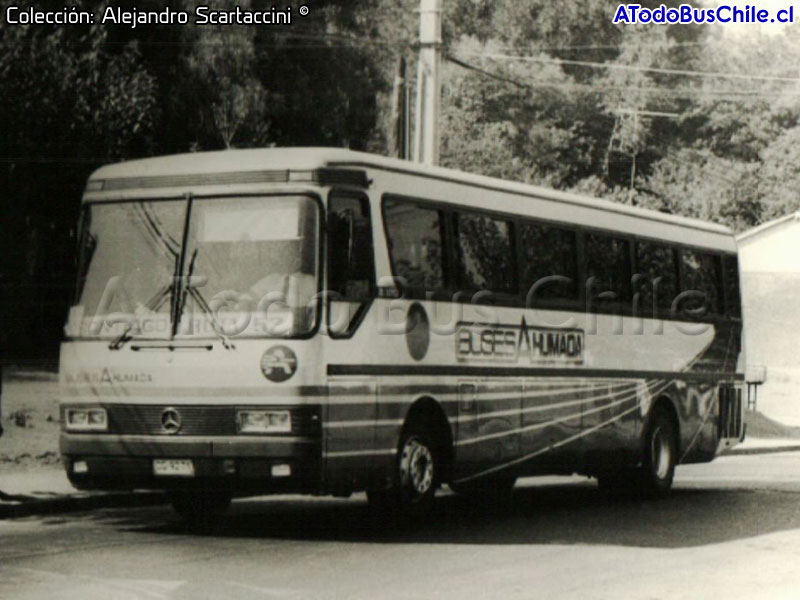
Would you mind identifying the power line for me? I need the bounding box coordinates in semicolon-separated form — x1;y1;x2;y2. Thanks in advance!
446;54;533;90
459;51;800;84
510;41;708;52
445;55;800;100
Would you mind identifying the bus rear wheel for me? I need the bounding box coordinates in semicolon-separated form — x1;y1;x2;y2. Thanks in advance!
597;409;677;498
638;408;677;497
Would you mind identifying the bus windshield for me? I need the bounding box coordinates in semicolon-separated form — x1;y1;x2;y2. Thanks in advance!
70;195;320;340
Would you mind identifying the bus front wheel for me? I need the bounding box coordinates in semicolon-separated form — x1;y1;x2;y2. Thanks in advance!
369;424;439;517
397;425;439;512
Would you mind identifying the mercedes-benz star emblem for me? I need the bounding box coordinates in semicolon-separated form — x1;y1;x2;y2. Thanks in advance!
160;408;182;434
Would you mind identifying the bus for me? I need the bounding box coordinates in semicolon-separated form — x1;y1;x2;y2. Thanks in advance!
59;147;744;519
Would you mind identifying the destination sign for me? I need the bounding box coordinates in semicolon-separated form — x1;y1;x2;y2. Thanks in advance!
455;318;584;364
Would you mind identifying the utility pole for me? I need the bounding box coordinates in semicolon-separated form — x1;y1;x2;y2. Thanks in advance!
413;0;442;165
390;57;411;160
612;108;678;204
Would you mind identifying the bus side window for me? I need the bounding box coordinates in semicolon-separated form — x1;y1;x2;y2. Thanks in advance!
723;254;742;318
678;249;722;317
383;198;446;292
454;211;517;298
584;233;632;309
328;194;375;336
634;241;678;316
520;220;578;305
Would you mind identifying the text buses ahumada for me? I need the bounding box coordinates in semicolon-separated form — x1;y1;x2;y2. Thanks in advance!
60;148;744;519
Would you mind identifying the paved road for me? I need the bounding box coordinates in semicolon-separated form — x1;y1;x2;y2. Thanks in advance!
3;453;800;600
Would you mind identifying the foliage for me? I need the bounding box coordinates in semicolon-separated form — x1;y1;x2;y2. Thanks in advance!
440;38;607;187
5;2;800;358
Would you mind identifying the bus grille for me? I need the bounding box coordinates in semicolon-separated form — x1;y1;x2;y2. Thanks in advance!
718;385;743;439
101;404;320;437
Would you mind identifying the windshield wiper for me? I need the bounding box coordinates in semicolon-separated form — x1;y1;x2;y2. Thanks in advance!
188;285;236;350
170;194;194;339
109;284;172;350
137;202;180;258
177;247;198;327
173;248;235;350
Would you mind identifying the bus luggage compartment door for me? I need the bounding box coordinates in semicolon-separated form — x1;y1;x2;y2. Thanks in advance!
454;380;521;480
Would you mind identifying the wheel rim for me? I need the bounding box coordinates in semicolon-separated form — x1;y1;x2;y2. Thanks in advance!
651;425;672;480
400;437;434;497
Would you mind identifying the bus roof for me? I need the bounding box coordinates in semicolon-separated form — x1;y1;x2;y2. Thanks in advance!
88;147;732;237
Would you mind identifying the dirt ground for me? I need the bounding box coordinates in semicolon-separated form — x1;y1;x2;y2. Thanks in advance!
0;371;62;472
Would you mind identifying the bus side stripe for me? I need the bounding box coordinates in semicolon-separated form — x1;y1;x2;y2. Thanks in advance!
326;448;397;458
324;419;405;429
453;380;673;483
328;365;743;382
324;381;645;429
327;381;637;406
455;386;648;447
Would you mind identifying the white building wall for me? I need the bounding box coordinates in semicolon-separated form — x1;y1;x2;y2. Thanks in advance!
738;216;800;426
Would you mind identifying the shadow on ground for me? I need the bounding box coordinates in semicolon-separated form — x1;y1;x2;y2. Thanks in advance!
63;479;800;550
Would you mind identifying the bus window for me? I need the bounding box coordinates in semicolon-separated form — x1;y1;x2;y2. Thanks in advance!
679;249;722;316
634;241;678;315
519;221;578;305
328;193;375;336
187;195;320;337
73;200;186;336
383;199;446;292
723;254;742;318
584;233;631;308
72;195;321;340
455;212;517;296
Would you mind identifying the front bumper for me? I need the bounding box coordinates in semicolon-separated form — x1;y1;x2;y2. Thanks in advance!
60;433;321;494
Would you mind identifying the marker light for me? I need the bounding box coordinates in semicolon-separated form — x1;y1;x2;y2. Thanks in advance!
65;408;108;432
237;410;291;434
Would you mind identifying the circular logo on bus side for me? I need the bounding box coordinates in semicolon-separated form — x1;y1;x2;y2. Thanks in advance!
406;302;430;361
260;345;298;382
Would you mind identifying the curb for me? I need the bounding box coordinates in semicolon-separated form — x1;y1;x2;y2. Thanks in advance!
0;491;167;519
723;444;800;456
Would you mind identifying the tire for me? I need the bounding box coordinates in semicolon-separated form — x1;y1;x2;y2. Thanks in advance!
398;425;439;513
369;423;440;519
597;409;677;498
169;491;231;523
637;408;677;497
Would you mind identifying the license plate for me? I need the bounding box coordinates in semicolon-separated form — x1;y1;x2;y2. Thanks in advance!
153;459;195;477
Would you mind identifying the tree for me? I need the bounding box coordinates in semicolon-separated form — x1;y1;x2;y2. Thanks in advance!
0;13;158;357
440;38;607;187
746;125;800;222
186;8;269;148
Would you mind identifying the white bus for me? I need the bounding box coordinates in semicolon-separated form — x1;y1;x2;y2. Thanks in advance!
59;148;744;518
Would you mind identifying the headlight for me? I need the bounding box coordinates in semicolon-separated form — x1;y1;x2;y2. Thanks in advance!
65;407;107;432
237;410;291;433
